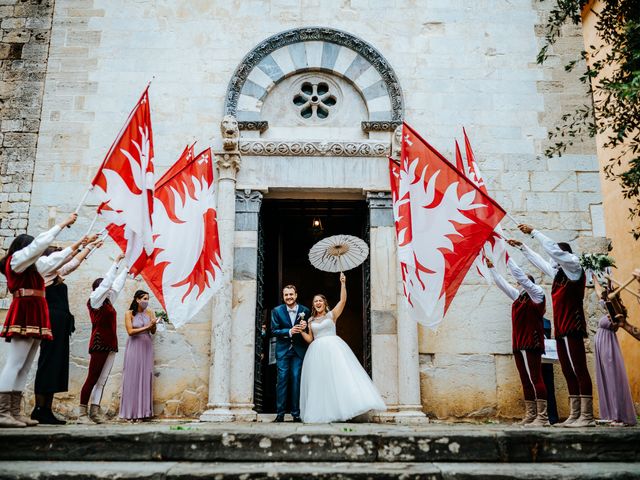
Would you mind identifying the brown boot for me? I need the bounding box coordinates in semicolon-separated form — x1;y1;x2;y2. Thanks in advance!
89;404;106;424
0;392;26;428
554;395;580;427
566;396;596;428
10;392;38;426
525;399;550;427
515;400;537;426
76;404;95;425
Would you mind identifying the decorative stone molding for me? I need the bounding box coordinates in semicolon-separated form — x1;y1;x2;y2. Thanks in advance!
391;124;403;160
238;121;269;133
224;27;404;123
239;140;389;157
362;121;402;132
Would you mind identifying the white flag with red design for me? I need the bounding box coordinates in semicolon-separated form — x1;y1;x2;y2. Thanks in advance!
108;145;222;327
389;123;506;328
460;129;510;282
93;87;154;275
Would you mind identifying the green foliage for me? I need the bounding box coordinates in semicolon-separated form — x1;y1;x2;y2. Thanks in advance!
155;310;170;323
579;252;616;273
538;1;640;238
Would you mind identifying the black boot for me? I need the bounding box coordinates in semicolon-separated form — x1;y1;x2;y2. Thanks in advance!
33;406;66;425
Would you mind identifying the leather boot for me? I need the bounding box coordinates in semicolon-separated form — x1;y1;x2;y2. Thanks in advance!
11;392;38;426
0;392;26;428
76;404;95;425
32;406;66;425
525;400;550;427
515;400;537;425
554;395;581;427
566;396;596;428
89;404;105;424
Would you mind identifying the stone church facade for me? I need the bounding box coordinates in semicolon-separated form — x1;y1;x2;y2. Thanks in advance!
0;0;608;420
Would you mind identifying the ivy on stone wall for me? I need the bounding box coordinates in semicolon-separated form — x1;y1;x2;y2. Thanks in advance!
538;0;640;238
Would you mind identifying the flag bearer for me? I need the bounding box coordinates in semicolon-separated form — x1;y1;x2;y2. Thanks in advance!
509;225;594;428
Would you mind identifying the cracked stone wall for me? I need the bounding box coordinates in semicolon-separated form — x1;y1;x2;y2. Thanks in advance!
0;0;607;420
0;0;54;298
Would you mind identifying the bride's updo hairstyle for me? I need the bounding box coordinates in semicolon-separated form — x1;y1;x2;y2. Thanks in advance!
312;294;330;317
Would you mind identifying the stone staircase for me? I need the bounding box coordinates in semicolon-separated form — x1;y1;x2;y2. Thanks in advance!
0;422;638;479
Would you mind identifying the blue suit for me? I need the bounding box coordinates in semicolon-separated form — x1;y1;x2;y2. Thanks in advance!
271;303;311;417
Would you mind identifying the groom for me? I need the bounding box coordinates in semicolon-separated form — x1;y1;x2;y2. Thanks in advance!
271;284;311;422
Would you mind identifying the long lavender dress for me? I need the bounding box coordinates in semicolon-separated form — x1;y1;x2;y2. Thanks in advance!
594;316;637;425
119;311;154;419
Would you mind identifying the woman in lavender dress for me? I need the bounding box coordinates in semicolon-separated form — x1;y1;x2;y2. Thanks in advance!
119;290;157;420
594;313;637;426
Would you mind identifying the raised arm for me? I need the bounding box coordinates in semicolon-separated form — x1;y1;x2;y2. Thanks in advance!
530;229;582;281
487;259;519;301
10;213;77;273
60;238;103;277
330;273;347;322
507;258;545;304
508;239;556;279
89;255;124;309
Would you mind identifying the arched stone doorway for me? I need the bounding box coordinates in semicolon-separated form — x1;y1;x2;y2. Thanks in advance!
201;27;425;423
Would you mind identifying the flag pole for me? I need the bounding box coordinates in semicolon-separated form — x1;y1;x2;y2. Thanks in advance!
74;186;92;214
84;213;99;236
505;213;519;228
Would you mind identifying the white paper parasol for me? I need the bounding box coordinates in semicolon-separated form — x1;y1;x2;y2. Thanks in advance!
308;234;369;273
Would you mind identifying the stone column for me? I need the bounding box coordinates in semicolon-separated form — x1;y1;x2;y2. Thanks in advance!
385;126;427;423
201;116;240;422
229;189;263;421
367;192;399;420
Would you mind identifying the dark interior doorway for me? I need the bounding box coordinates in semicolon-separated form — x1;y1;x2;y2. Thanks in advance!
254;198;370;413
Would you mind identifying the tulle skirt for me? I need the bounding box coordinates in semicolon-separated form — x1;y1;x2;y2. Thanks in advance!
300;335;386;423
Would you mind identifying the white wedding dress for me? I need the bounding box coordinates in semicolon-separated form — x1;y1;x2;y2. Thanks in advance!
300;311;386;423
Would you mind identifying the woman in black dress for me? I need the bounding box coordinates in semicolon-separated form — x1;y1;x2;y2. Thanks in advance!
30;236;102;424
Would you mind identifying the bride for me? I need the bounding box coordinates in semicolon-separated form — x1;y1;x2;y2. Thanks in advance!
299;272;386;423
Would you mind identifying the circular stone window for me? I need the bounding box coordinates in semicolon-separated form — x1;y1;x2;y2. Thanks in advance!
291;77;340;121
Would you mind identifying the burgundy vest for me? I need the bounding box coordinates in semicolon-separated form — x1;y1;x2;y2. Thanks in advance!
511;291;545;353
87;299;118;352
551;268;586;338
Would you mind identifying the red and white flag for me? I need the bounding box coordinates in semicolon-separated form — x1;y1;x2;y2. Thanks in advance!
109;145;223;327
390;123;506;328
461;129;509;282
93;87;154;275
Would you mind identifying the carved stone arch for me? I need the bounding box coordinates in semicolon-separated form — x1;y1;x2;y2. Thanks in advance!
224;27;404;132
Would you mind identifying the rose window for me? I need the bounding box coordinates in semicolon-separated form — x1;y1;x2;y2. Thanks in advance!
292;81;337;119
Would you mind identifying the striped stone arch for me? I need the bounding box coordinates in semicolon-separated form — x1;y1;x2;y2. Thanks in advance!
224;27;404;132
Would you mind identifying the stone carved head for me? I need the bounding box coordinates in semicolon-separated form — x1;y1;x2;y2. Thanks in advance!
221;115;239;152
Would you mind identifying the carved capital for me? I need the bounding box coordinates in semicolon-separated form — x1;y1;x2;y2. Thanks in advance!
235;189;263;213
215;153;241;179
366;191;392;210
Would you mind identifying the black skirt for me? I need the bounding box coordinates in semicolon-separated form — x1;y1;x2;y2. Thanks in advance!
34;282;74;394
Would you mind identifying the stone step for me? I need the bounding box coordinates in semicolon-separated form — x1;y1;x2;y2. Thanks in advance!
0;423;639;464
0;461;639;479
